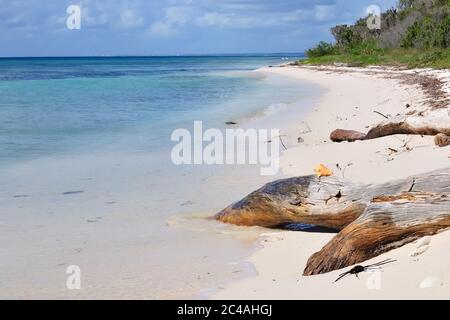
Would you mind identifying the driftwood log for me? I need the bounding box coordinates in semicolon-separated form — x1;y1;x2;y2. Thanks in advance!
365;120;450;140
216;168;450;275
330;109;450;143
435;133;450;147
330;129;366;142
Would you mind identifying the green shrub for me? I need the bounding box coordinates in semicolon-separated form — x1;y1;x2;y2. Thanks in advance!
401;15;450;48
415;49;445;66
348;40;384;55
401;21;420;48
302;0;450;68
306;42;337;58
331;25;362;48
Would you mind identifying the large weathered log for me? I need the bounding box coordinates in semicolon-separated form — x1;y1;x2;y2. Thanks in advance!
216;168;450;275
216;175;370;230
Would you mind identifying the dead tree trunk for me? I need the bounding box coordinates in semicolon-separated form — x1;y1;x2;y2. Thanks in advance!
330;109;450;142
365;120;450;139
216;168;450;275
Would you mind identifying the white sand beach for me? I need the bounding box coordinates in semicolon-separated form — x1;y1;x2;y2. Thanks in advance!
213;65;450;299
1;63;448;300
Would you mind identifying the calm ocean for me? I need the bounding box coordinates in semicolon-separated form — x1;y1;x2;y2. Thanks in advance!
0;55;324;299
0;55;306;165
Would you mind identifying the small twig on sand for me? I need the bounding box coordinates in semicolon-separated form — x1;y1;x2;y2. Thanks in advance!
373;110;389;119
279;137;287;150
268;135;288;150
336;162;353;179
342;162;353;179
392;135;413;152
388;148;398;153
408;178;416;192
275;135;288;150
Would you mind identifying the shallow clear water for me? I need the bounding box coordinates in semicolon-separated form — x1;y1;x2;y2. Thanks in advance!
0;55;307;165
0;56;325;299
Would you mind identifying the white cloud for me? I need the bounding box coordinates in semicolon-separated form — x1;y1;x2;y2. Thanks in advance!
314;5;337;22
47;1;146;30
193;2;329;30
195;12;233;27
147;6;192;38
280;9;311;23
118;9;144;28
195;11;293;29
82;6;110;28
147;21;178;37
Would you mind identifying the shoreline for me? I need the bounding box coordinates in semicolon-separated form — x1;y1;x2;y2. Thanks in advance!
0;62;315;300
212;64;450;299
1;60;448;299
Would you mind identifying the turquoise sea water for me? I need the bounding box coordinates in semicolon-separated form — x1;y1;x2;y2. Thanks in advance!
0;55;306;165
0;55;326;299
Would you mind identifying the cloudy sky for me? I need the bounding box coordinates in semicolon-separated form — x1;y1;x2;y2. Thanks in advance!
0;0;398;57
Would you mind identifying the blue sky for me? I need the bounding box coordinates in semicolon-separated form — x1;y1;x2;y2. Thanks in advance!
0;0;398;57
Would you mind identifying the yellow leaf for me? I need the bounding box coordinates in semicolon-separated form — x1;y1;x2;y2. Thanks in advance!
314;164;333;178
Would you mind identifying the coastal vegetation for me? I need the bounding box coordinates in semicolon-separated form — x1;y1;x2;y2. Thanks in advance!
302;0;450;68
217;2;450;276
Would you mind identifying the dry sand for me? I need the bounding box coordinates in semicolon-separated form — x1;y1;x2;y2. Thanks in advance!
213;65;450;300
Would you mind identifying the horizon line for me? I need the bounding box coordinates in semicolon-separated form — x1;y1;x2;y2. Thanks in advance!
0;52;306;59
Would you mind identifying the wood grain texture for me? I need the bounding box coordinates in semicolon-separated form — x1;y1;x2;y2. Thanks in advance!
365;120;450;139
216;168;450;275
